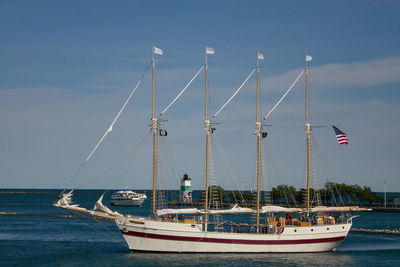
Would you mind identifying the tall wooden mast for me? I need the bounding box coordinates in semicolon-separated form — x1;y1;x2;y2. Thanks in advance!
151;52;158;215
305;54;311;217
204;50;210;230
255;52;261;227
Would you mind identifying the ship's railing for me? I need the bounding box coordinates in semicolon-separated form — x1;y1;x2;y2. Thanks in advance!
346;215;359;224
139;213;354;235
276;213;353;227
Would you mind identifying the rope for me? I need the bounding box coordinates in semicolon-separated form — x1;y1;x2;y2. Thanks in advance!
213;68;256;118
62;62;151;191
86;62;151;162
264;141;298;207
54;204;125;244
160;65;204;116
77;130;152;189
211;133;245;204
263;70;304;120
310;134;322;206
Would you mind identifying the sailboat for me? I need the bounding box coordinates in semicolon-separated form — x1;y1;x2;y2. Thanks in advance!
110;48;362;253
53;46;371;252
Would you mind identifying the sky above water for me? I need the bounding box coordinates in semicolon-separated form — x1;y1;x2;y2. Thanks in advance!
1;0;399;191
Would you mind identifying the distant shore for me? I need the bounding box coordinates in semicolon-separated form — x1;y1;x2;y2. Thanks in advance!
0;190;57;194
370;207;400;212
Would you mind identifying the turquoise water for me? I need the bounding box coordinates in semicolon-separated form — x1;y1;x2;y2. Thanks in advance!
1;190;400;266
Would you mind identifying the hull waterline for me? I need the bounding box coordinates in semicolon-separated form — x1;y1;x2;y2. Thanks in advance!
116;215;351;253
110;199;144;206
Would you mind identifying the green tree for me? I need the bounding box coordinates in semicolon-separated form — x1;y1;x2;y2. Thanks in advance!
324;181;378;204
208;185;227;201
272;184;297;204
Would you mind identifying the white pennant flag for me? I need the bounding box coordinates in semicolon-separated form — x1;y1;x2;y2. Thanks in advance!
258;52;264;60
306;55;312;62
153;46;163;55
206;47;214;54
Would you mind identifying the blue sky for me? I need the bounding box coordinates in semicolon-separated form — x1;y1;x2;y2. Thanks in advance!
1;0;399;192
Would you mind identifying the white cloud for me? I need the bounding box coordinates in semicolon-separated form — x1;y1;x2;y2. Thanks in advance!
1;56;400;190
263;56;400;92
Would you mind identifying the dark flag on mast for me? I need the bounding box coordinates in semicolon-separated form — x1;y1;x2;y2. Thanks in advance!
262;132;268;138
159;129;168;136
332;125;348;145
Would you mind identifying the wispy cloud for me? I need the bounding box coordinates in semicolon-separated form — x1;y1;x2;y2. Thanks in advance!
263;56;400;92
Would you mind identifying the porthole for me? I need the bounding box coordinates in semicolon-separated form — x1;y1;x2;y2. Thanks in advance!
294;229;297;232
311;229;314;232
327;228;330;230
342;226;345;229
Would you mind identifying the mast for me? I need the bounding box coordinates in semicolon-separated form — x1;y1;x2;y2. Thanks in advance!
204;49;210;230
305;54;311;217
255;51;261;227
151;47;162;215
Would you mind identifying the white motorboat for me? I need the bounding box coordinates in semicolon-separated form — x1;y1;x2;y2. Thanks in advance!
110;190;147;206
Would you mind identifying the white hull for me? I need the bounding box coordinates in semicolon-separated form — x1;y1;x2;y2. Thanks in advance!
116;215;351;253
110;199;144;206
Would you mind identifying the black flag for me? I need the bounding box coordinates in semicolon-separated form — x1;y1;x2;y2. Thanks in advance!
262;132;268;138
159;129;168;136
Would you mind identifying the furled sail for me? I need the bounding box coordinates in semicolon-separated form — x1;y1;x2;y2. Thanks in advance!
156;208;201;216
260;205;303;213
309;206;372;212
54;190;117;219
93;193;121;216
207;204;254;214
53;190;77;208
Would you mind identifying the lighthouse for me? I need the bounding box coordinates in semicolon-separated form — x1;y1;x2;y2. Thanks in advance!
179;173;192;203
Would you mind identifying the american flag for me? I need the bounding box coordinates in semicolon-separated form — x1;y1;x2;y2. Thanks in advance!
332;125;349;145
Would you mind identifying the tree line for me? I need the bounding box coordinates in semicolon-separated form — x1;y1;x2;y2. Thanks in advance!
208;182;388;205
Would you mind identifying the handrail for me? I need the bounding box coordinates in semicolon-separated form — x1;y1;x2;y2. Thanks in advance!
347;215;359;224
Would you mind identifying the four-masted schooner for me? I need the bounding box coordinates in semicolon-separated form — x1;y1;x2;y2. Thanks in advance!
113;48;358;253
55;46;365;253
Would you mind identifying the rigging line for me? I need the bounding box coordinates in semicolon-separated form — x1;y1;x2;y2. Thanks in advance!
77;130;152;189
86;62;151;162
260;144;271;203
165;142;179;190
313;131;344;206
62;62;152;191
54;203;124;244
208;138;218;210
335;183;345;206
263;70;304;120
158;137;175;192
61;208;124;244
160;65;205;116
329;183;339;206
164;139;180;195
309;135;319;206
159;134;179;181
311;129;341;207
351;187;358;205
213;68;256;118
264;141;297;207
310;134;323;206
212;133;245;204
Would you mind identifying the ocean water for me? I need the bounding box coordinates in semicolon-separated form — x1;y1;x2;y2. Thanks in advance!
1;190;400;266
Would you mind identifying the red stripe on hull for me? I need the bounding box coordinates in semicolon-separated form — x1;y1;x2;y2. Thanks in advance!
122;230;346;245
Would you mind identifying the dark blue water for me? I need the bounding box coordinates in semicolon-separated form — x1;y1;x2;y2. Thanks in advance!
1;190;400;266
